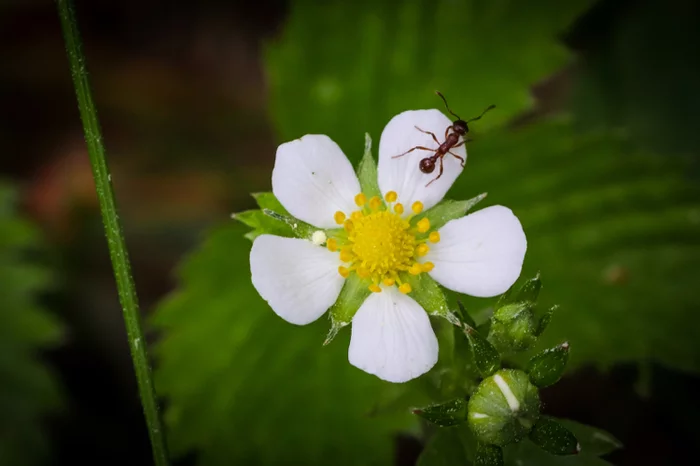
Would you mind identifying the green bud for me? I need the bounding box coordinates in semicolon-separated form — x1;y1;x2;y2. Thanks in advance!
464;325;500;378
468;369;540;446
529;417;580;455
411;398;468;427
526;342;570;388
475;443;503;466
488;303;538;353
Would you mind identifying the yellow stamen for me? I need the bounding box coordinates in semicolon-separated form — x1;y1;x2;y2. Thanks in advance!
354;193;367;207
326;238;338;252
421;262;435;272
351;211;364;221
344;220;354;232
338;266;350;278
417;218;431;233
339;247;353;262
416;244;430;257
399;283;412;294
357;266;371;279
409;263;422;275
412;201;424;214
369;196;382;210
383;277;395;286
385;191;397;203
429;231;440;243
334;211;346;225
369;284;382;293
394;203;404;215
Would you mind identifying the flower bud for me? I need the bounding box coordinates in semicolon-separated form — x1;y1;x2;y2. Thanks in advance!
468;369;540;446
487;303;538;353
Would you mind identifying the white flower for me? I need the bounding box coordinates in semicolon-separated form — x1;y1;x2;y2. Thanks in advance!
250;109;527;383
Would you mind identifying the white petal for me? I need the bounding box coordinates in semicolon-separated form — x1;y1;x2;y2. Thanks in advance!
348;287;438;383
426;205;527;298
378;109;466;211
250;234;344;325
272;134;361;229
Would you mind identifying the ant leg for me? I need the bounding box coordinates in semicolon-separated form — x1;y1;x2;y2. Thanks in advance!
426;158;444;187
414;126;440;146
448;151;465;167
444;127;450;140
392;146;436;159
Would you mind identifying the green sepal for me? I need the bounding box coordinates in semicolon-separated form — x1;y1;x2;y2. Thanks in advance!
475;443;503;466
263;209;317;240
497;273;541;308
232;209;295;241
526;342;570;388
464;325;500;378
356;133;381;199
251;191;290;214
411;398;468;427
536;305;557;337
456;300;477;329
415;193;487;232
529;417;580;456
487;303;538;353
403;273;451;319
326;273;371;344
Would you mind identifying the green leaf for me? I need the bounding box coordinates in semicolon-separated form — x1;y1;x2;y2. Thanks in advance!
464;326;500;378
452;120;700;373
251;192;290;214
404;272;451;319
476;444;504;466
412;398;468;427
326;273;371;344
0;182;62;466
529;418;580;456
357;133;381;199
152;223;412;465
417;193;487;232
231;209;294;240
526;342;570;388
266;0;596;163
416;427;470;466
262;209;317;239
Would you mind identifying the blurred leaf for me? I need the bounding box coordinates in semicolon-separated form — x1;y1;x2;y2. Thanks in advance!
266;0;596;162
152;223;412;465
557;419;622;457
417;426;472;466
450;119;700;373
0;182;62;466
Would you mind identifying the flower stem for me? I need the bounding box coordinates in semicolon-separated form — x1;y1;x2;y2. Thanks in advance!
56;1;169;465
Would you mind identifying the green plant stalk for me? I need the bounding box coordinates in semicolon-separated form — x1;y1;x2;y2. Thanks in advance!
56;1;169;465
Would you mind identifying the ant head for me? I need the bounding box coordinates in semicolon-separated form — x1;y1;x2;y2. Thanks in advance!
419;158;436;174
453;120;469;135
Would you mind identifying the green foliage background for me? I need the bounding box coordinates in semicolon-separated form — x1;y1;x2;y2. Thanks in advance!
151;0;700;464
0;183;62;466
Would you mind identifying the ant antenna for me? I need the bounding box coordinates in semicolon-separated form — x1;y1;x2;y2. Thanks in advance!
466;104;496;123
435;91;461;120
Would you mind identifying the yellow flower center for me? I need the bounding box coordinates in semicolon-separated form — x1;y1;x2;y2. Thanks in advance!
326;191;439;294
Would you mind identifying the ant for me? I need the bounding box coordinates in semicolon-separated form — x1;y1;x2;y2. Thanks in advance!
393;91;495;187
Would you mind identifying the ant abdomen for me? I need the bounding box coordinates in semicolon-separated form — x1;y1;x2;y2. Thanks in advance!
419;158;436;174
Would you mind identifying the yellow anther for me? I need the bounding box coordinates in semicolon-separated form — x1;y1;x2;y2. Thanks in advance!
385;191;398;203
429;231;441;243
338;266;350;278
409;263;422;275
354;193;367;207
369;196;382;210
412;201;424;214
339;248;354;262
394;203;404;215
351;211;364;221
369;284;382;293
421;262;435;272
399;283;412;294
334;211;346;225
357;266;370;279
417;218;431;233
416;244;430;257
383;277;395;286
326;238;338;252
344;219;354;232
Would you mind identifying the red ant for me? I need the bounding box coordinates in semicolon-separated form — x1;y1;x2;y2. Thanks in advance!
393;91;495;187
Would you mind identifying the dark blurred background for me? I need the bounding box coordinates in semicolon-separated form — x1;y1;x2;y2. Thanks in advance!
1;0;699;465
